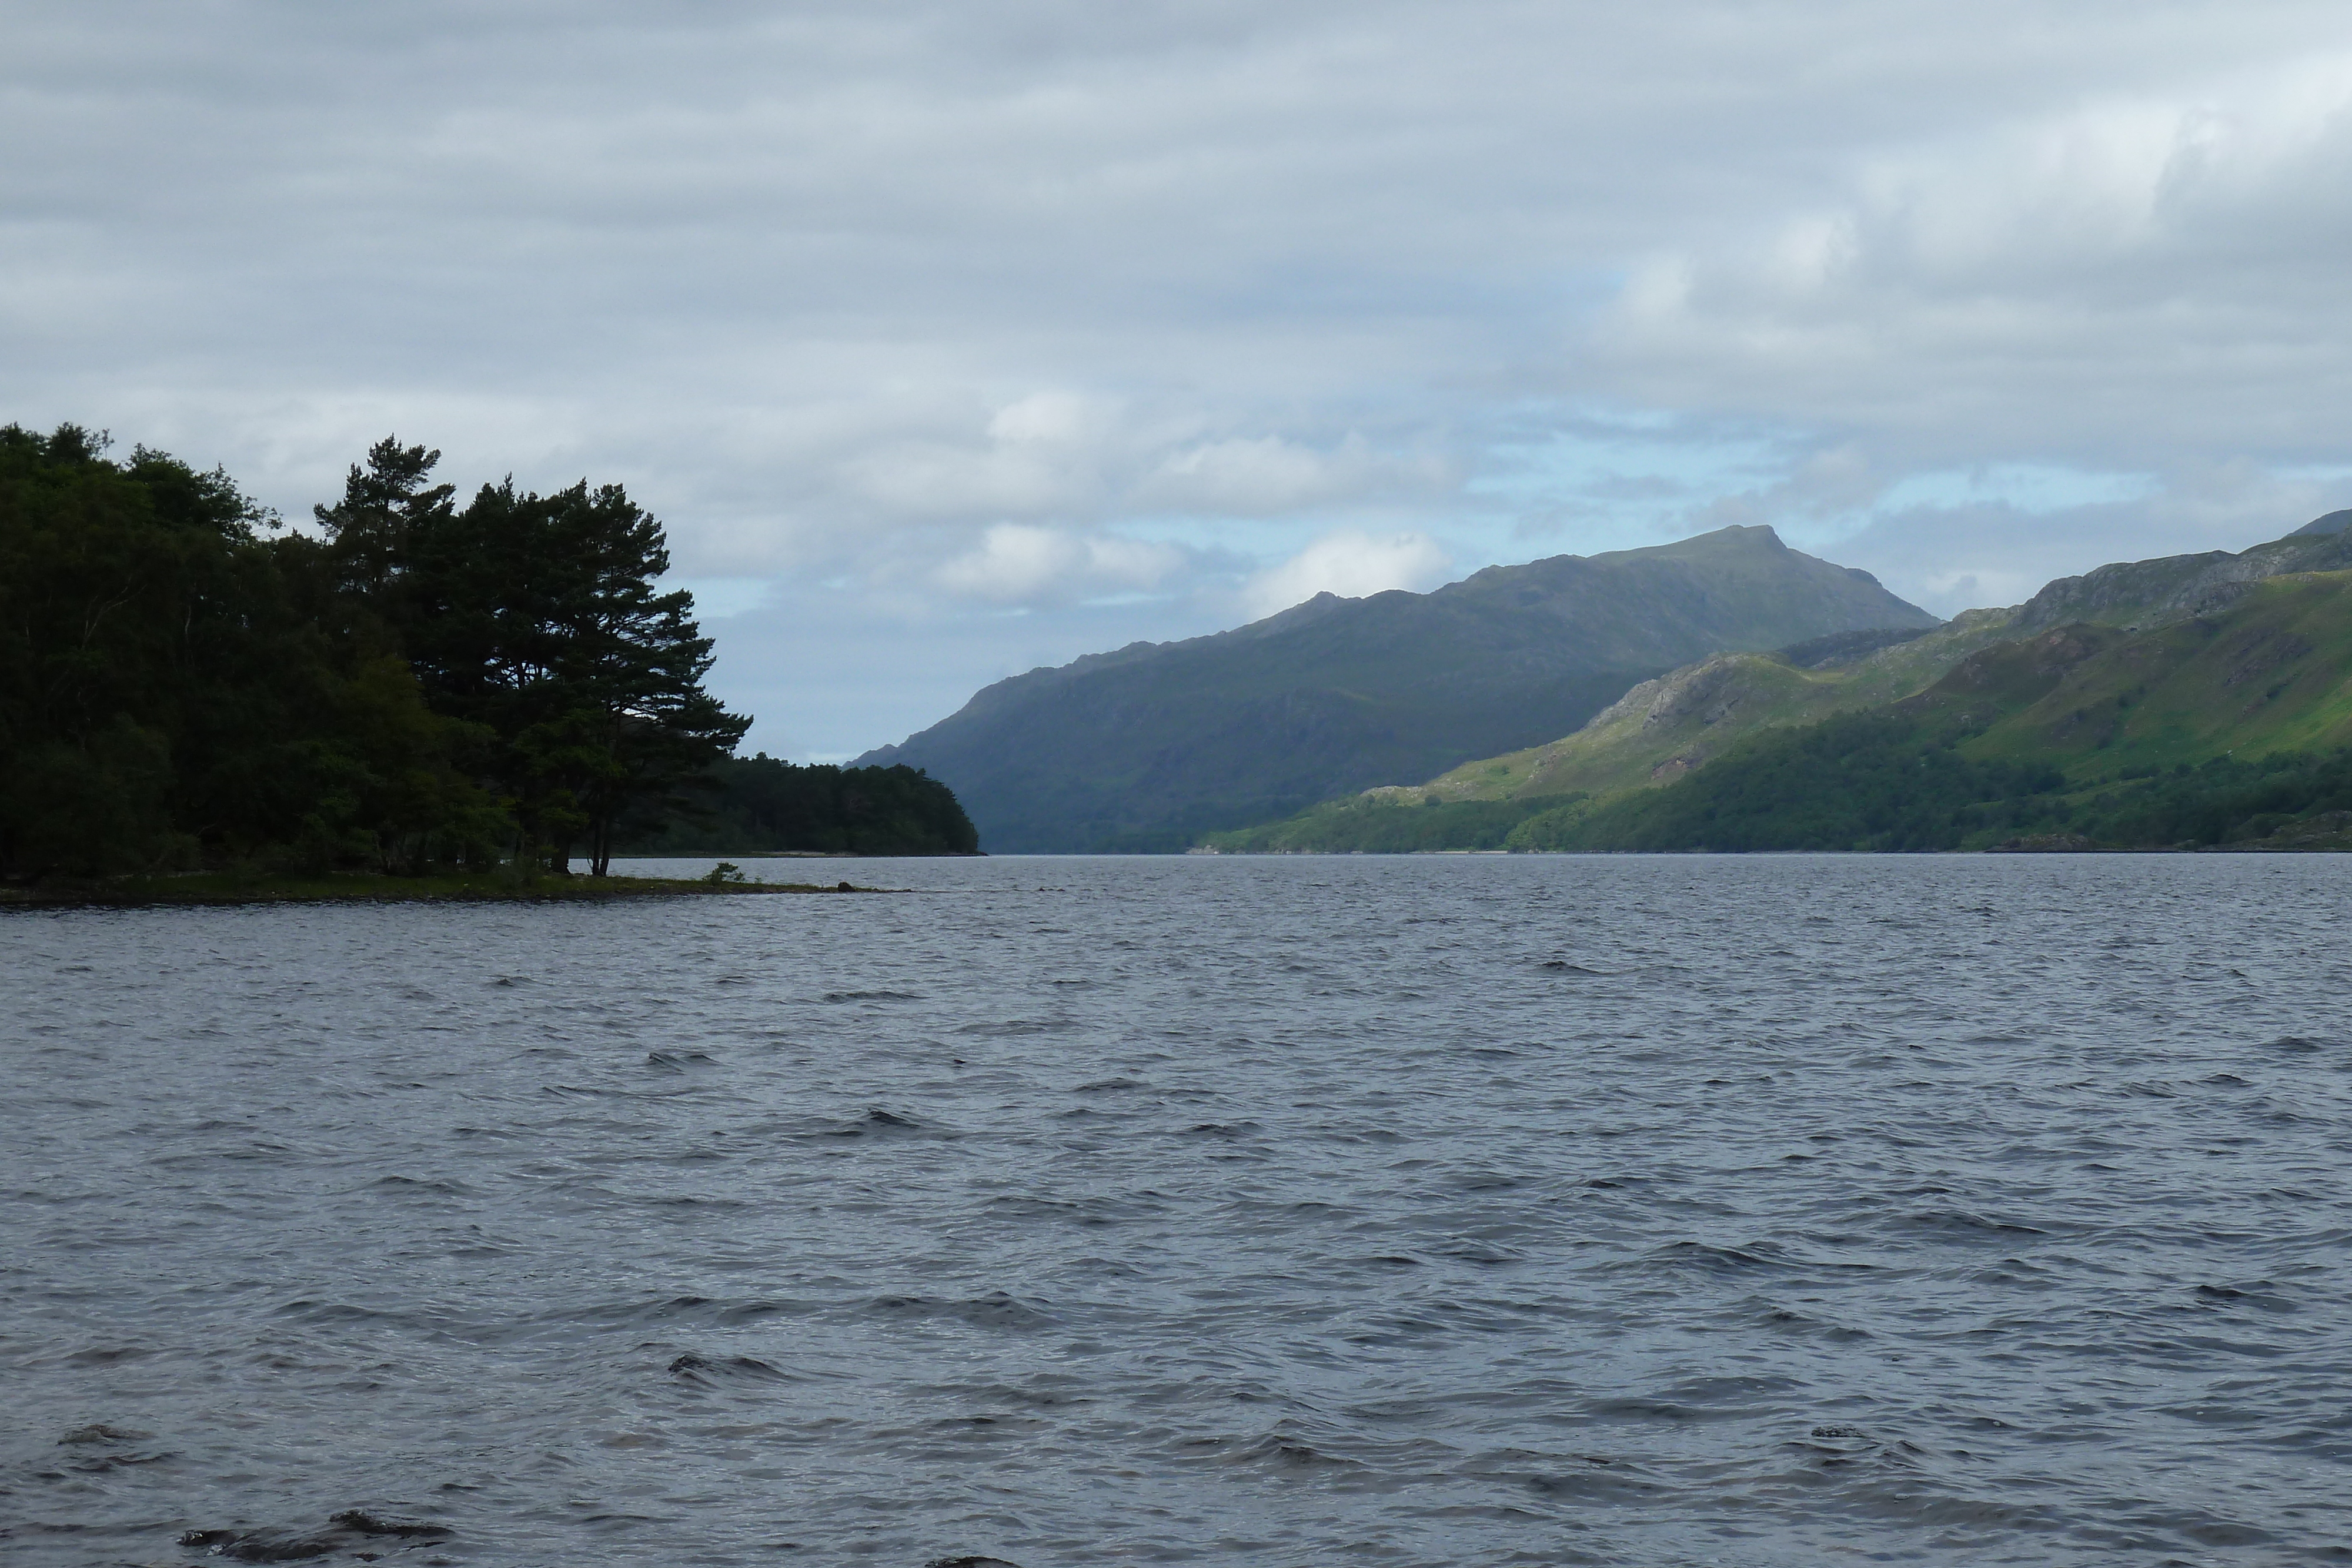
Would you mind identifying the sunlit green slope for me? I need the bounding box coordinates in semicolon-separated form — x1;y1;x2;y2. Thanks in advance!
1494;570;2352;852
1942;572;2352;769
1199;519;2352;854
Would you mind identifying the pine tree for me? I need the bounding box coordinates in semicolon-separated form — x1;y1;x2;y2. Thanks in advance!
312;437;457;603
399;476;749;874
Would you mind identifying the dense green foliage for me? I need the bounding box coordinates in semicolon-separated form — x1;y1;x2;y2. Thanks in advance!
2067;750;2352;847
617;755;978;855
1207;717;2352;858
864;524;1937;852
1501;717;2352;852
4;423;941;880
1;424;502;877
1505;713;2066;850
1204;793;1568;853
313;443;751;874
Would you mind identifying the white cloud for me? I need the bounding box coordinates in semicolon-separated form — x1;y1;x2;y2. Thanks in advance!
987;391;1112;446
1243;529;1451;618
1599;50;2352;462
933;523;1184;605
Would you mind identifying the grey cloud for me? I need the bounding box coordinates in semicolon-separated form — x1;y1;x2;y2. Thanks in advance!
1805;460;2352;617
8;1;2352;754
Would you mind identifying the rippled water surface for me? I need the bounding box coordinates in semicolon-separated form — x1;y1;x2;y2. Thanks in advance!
6;854;2352;1566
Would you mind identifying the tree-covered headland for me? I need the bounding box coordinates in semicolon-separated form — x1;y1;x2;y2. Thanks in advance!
0;423;974;882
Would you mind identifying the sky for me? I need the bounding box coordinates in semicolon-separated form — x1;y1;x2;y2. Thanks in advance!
9;1;2352;758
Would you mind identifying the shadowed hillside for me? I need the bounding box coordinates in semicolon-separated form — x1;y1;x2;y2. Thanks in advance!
858;525;1937;851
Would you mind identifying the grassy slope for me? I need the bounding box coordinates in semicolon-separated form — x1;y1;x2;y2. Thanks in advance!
1318;521;2352;817
1499;571;2352;852
1408;608;2022;804
1952;573;2352;773
1205;563;2352;854
1201;610;2017;850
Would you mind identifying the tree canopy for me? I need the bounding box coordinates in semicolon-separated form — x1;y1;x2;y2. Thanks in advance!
2;422;975;881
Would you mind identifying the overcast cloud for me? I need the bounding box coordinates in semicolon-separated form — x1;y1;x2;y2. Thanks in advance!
8;1;2352;755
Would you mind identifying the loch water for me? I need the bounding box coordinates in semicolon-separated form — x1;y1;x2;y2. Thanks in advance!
5;854;2351;1567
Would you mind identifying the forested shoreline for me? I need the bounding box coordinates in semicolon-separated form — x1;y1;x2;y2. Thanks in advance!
0;423;974;883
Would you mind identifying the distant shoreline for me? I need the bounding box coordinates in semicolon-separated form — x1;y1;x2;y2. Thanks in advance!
612;850;987;859
0;871;882;909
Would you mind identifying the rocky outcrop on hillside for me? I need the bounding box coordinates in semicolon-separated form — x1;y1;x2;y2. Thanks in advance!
2011;519;2352;634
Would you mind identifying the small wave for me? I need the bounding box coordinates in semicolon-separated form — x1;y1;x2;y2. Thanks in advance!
181;1513;452;1560
2193;1281;2297;1312
667;1352;795;1384
984;1193;1149;1226
368;1175;472;1196
1899;1209;2051;1238
1231;1432;1358;1469
1522;1462;1669;1503
58;1423;152;1444
1636;1240;1789;1275
863;1292;1060;1330
1435;1241;1525;1265
1179;1121;1262;1138
56;1422;173;1472
269;1300;439;1330
815;1108;932;1138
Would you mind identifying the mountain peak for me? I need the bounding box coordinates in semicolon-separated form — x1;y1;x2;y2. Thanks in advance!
860;527;1937;851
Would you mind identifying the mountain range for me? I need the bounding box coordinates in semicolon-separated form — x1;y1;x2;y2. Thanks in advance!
856;525;1937;851
1205;511;2352;853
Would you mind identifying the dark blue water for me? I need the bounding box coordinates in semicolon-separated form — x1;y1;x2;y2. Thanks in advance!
5;854;2350;1566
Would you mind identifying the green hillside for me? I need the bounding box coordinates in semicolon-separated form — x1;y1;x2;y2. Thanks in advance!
1497;570;2352;852
1944;573;2352;768
1202;519;2352;854
861;524;1936;852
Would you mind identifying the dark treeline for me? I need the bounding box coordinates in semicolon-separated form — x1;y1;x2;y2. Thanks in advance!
617;755;977;856
1;423;971;881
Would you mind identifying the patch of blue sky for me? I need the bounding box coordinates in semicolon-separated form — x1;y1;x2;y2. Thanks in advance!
1113;512;1414;569
1461;412;1790;556
1078;590;1176;609
1870;464;2159;517
2269;462;2352;486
